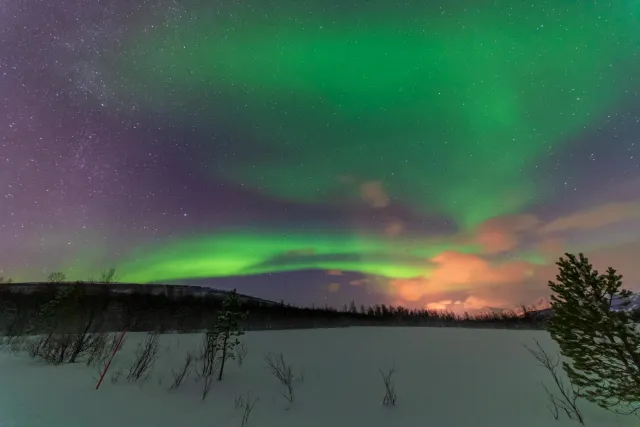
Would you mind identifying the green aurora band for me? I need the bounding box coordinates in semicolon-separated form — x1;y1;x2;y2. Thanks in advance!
109;1;639;284
117;231;482;283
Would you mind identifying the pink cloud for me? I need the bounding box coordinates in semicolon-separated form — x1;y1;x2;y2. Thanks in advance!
473;214;539;254
360;181;390;208
384;218;404;237
540;201;640;234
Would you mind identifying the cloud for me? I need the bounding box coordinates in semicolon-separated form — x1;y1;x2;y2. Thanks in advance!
349;278;368;286
473;214;539;254
536;237;565;261
576;240;640;289
285;248;316;256
390;251;536;302
384;218;404;237
327;269;343;276
326;282;341;293
383;198;640;311
425;300;453;310
360;181;389;208
425;295;512;313
540;201;640;234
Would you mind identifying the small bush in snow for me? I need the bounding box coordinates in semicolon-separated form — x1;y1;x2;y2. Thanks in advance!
236;341;248;367
169;351;193;391
264;352;295;404
379;367;397;406
197;331;222;400
126;331;160;382
235;392;259;426
2;335;25;354
85;331;111;367
111;367;124;384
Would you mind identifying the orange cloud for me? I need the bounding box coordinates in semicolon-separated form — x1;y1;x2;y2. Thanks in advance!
537;237;565;261
384;218;404;237
360;181;389;208
425;295;512;313
425;300;453;310
540;201;640;234
326;282;341;293
327;270;343;276
391;251;536;302
474;214;539;254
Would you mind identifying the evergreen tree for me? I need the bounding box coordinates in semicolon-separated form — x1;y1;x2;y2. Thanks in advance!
215;289;247;381
547;253;640;415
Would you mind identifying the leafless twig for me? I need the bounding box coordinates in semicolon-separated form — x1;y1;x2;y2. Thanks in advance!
126;331;160;382
264;352;295;404
169;351;193;390
525;339;584;425
197;331;221;400
236;342;248;367
379;367;397;406
235;392;259;425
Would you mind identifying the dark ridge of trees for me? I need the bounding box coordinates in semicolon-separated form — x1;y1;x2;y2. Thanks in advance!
0;282;553;335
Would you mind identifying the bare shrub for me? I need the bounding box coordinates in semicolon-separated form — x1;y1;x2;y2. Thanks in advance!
197;331;222;400
85;332;111;367
39;333;75;365
107;331;127;355
47;272;66;283
126;332;160;382
235;392;259;426
111;367;124;384
98;267;117;284
27;330;109;366
9;336;25;354
2;335;25;354
264;352;295;404
380;367;397;406
169;351;193;391
236;342;248;367
25;335;46;359
525;339;584;425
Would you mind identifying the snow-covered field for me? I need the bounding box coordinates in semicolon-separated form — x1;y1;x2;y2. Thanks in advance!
0;327;634;427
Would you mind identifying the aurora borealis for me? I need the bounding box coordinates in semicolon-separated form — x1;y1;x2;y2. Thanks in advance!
2;0;640;311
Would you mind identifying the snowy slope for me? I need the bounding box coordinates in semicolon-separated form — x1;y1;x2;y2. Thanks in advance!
611;292;640;312
0;328;634;427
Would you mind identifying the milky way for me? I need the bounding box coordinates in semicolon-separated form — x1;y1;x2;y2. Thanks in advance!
2;0;639;311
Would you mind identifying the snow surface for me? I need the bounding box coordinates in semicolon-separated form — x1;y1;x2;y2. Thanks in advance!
612;293;640;312
0;327;635;427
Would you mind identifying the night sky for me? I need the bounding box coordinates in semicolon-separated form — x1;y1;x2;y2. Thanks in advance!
2;0;639;311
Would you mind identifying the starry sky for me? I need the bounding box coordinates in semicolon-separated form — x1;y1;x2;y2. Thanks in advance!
1;0;639;312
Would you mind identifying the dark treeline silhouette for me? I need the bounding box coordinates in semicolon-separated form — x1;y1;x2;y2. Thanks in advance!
0;282;551;335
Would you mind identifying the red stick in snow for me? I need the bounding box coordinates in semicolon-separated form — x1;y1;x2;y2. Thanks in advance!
95;328;127;390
